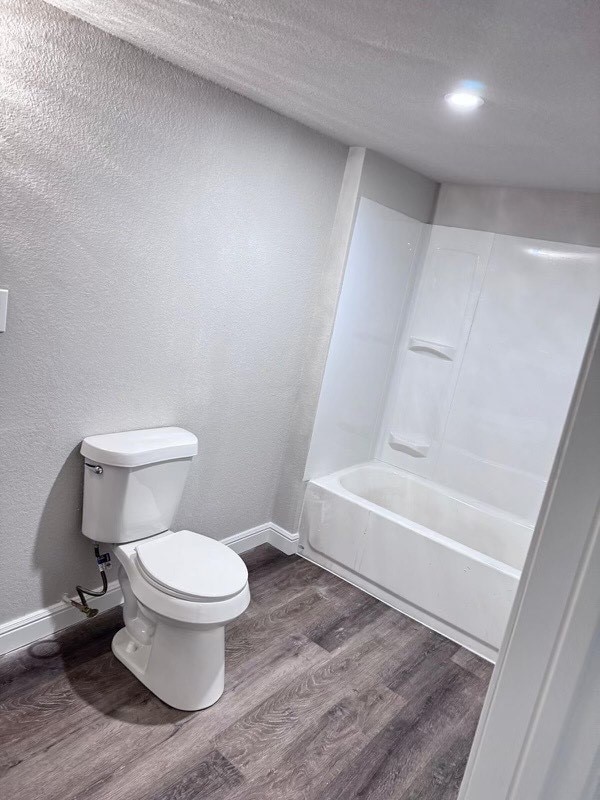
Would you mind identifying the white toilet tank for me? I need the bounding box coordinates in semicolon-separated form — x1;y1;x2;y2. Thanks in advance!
80;427;198;544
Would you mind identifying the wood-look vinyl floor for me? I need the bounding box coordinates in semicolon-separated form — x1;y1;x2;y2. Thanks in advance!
0;545;493;800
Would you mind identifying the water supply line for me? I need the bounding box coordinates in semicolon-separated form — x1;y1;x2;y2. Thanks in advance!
64;543;111;618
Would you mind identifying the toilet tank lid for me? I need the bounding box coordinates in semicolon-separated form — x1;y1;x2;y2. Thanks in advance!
80;427;198;468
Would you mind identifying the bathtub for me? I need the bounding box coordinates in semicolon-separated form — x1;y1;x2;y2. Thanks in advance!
299;461;534;660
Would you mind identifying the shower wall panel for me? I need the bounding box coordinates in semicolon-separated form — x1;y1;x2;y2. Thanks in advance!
304;198;426;479
378;228;600;521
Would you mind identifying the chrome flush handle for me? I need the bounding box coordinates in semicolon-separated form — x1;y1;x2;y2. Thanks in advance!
84;462;103;475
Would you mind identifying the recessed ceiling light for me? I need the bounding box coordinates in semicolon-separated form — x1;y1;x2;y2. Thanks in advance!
444;91;485;111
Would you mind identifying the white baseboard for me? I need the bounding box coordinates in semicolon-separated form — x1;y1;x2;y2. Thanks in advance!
221;521;299;555
0;522;298;657
267;522;300;555
0;581;124;657
221;522;272;552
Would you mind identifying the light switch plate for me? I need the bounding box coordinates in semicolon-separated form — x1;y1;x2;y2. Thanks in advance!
0;289;8;332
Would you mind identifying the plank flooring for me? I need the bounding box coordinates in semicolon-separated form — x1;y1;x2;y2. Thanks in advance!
0;545;493;800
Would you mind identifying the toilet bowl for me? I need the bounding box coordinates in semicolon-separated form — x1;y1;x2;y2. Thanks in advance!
80;427;250;711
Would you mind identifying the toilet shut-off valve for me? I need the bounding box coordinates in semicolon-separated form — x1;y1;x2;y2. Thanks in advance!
63;543;111;617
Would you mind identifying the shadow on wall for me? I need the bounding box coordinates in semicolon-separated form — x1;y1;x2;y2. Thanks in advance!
33;445;95;613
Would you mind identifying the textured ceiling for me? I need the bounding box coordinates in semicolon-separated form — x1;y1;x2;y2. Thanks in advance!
48;0;600;191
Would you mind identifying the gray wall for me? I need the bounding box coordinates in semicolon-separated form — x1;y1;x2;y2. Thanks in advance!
360;150;439;223
0;0;346;623
435;183;600;247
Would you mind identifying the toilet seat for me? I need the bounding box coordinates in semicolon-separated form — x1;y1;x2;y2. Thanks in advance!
135;529;248;602
114;530;250;626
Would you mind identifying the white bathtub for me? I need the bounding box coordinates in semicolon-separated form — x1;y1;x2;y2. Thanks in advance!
299;461;534;660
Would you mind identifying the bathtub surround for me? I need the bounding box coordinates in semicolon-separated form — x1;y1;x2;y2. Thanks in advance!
305;207;600;521
0;0;346;627
295;179;600;537
302;186;600;659
303;199;428;478
379;229;600;521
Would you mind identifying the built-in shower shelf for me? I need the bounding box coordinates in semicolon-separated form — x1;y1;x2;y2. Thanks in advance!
408;337;455;361
388;433;430;458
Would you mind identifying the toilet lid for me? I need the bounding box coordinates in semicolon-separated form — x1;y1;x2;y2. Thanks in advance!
136;530;248;601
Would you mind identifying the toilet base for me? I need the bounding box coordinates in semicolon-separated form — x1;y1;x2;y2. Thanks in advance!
112;621;225;711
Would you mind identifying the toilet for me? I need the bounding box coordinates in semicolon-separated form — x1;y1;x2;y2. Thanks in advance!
80;426;250;711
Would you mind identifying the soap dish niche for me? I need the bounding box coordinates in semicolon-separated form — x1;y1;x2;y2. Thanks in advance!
408;337;455;361
388;433;430;458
